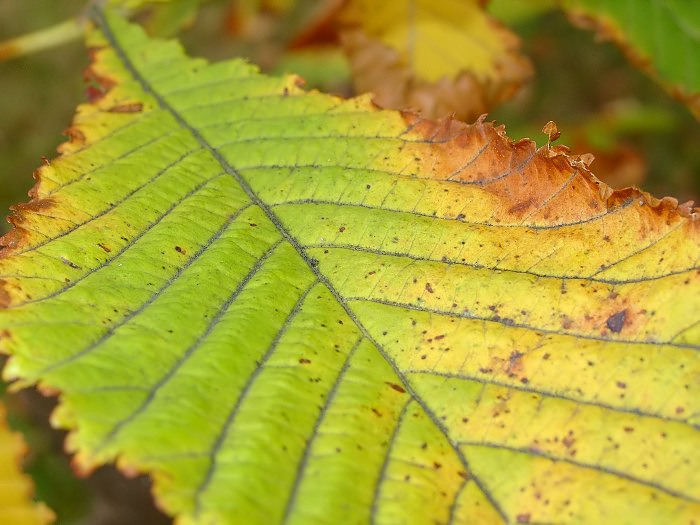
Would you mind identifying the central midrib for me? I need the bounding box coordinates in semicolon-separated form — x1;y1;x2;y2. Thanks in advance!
93;8;509;521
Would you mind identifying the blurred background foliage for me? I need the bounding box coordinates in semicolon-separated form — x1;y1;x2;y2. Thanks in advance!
0;0;698;523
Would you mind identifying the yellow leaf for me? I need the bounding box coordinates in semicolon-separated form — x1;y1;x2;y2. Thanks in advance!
338;0;532;119
0;401;54;525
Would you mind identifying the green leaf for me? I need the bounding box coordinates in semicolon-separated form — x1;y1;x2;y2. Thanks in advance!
561;0;700;118
0;9;698;524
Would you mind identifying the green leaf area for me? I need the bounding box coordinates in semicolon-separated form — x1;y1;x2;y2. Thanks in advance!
562;0;700;117
0;9;698;525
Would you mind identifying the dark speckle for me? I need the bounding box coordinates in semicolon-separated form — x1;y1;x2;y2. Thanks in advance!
425;282;434;293
385;382;406;393
60;257;82;270
606;310;627;333
298;358;311;364
175;246;186;255
309;258;319;267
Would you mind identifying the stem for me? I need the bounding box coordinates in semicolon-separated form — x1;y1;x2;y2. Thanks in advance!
0;18;87;62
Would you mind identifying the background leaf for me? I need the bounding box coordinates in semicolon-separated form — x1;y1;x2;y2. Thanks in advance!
0;400;54;524
337;0;533;120
561;0;700;119
0;9;699;524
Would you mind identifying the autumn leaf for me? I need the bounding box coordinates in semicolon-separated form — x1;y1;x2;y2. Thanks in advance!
0;9;699;524
561;0;700;119
337;0;533;120
0;400;54;524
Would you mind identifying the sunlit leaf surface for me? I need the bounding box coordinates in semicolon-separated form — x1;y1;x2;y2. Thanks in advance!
0;10;698;524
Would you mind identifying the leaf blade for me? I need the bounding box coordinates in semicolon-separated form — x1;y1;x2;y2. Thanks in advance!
0;10;698;524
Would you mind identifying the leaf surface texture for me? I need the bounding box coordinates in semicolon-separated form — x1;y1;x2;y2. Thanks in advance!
0;11;699;524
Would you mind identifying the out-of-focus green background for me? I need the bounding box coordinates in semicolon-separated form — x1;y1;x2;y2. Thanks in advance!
0;1;698;523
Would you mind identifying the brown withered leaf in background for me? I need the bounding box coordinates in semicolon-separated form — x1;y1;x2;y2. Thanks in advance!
337;0;533;120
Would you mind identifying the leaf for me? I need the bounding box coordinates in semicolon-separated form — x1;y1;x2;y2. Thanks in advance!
560;0;700;119
0;400;54;524
1;9;699;524
337;0;533;120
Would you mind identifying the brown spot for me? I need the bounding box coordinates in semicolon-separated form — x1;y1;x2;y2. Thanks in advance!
298;358;311;364
507;350;524;374
385;382;406;393
63;126;86;144
371;408;382;417
0;285;11;309
11;197;55;214
676;406;685;415
562;434;575;448
433;462;442;469
606;310;627;333
425;282;434;293
107;102;144;113
508;197;535;215
434;334;445;340
616;381;627;389
175;246;186;255
60;257;81;270
85;85;106;102
516;513;531;524
338;226;345;232
623;427;634;433
97;243;111;253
